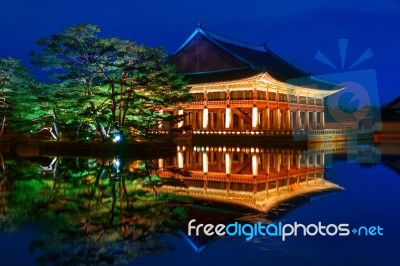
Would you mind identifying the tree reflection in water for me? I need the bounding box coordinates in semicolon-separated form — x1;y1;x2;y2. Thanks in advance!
0;154;191;265
0;142;352;264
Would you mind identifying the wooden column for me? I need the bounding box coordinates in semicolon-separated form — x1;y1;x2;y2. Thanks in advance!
285;110;291;130
252;106;258;129
239;152;244;164
296;154;301;169
178;109;184;128
286;154;291;171
202;107;208;129
305;111;310;129
276;109;281;130
184;111;189;126
190;111;196;128
173;109;178;128
225;106;232;129
225;153;231;175
177;150;184;168
290;111;294;129
252;154;258;177
239;118;244;130
203;152;208;174
198;111;203;130
216;109;222;129
261;109;266;129
296;110;301;129
185;150;190;166
305;154;310;168
210;112;215;130
312;111;317;129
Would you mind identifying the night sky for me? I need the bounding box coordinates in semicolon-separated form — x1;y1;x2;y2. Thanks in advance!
1;0;399;105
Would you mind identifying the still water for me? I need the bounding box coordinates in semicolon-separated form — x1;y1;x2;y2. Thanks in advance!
0;141;399;265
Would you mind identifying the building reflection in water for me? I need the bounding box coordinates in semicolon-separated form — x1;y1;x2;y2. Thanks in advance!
1;140;386;263
157;143;342;212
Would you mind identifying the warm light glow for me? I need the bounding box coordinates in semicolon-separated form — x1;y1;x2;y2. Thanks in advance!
203;152;208;173
252;154;258;176
177;151;184;168
225;153;231;175
252;106;258;128
178;109;184;128
158;159;163;169
158;110;164;128
203;107;208;129
225;106;231;128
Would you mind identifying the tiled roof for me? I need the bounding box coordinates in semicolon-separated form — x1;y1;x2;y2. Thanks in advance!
172;25;338;90
206;30;308;81
184;68;262;84
173;26;307;83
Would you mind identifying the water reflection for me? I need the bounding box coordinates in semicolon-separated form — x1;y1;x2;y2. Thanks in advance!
0;142;348;265
0;155;190;265
158;143;341;212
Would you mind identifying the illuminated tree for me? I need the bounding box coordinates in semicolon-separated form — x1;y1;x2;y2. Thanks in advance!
31;24;190;141
0;156;191;265
0;57;35;136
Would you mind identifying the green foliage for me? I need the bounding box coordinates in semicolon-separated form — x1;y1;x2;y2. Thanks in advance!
0;24;191;139
30;23;190;140
0;57;39;135
0;156;192;265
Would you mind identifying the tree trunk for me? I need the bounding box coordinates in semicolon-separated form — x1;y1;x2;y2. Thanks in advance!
110;83;117;123
119;72;129;126
89;101;107;141
52;109;60;141
0;115;6;137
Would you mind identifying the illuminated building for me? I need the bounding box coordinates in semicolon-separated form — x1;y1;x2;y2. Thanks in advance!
159;25;342;137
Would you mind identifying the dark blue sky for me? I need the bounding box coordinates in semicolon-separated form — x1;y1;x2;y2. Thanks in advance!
1;0;399;105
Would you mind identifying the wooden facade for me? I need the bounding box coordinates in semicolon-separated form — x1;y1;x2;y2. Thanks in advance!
156;144;342;212
161;25;341;133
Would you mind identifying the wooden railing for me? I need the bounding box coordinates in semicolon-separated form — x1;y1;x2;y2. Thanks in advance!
184;99;324;108
150;128;374;139
158;169;324;184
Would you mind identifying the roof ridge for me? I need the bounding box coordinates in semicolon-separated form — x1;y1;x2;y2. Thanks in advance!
266;48;309;76
180;67;251;75
201;27;266;52
383;95;400;108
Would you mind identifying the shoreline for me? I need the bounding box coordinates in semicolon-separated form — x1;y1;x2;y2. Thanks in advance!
0;138;177;159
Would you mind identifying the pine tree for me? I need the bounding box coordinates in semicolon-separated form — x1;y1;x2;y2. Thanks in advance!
31;24;190;141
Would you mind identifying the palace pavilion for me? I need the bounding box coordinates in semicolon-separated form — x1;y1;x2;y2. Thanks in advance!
160;25;342;135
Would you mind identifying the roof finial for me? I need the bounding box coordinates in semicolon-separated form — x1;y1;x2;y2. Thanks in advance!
198;22;203;29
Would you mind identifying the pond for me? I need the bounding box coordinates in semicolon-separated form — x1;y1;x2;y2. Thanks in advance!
0;140;399;265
